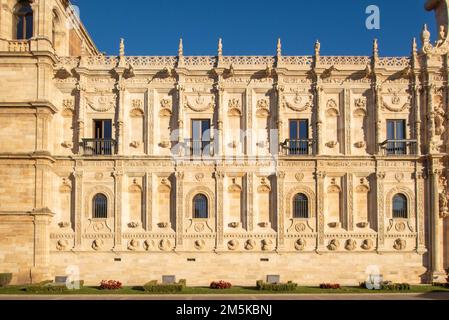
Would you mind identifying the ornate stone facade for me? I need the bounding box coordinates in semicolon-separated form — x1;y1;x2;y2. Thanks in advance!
0;0;448;285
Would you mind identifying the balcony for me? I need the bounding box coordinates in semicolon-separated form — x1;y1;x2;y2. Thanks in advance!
183;139;214;158
380;140;417;156
281;139;314;156
82;139;116;156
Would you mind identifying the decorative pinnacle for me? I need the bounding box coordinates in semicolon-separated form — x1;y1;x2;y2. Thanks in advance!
422;24;431;44
178;38;183;56
218;38;223;57
80;39;87;56
373;38;379;57
277;38;282;57
119;38;125;57
412;37;417;55
314;40;320;56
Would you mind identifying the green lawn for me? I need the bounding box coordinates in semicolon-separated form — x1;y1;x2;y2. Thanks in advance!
0;285;448;295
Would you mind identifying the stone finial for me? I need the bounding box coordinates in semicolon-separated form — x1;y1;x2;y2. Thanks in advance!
218;38;223;57
412;37;417;54
178;38;183;57
373;38;379;58
277;38;282;57
119;38;125;57
422;24;431;45
314;40;320;57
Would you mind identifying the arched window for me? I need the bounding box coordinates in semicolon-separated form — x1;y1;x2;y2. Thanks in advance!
293;193;309;218
15;1;33;40
193;194;208;219
392;194;407;218
93;194;107;219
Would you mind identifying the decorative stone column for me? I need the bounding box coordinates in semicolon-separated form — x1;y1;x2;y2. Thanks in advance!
275;84;284;153
113;169;123;249
145;172;153;231
374;84;382;154
176;85;185;156
344;89;351;155
376;171;386;251
116;78;126;155
246;172;254;231
35;108;51;152
215;171;225;249
416;170;426;254
175;171;184;249
215;83;224;157
347;173;354;231
316;171;326;252
414;83;422;155
76;79;87;154
315;85;323;155
74;169;83;247
276;171;286;250
430;168;446;281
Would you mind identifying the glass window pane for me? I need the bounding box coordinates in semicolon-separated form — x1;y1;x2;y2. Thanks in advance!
104;120;112;139
289;120;298;140
299;120;308;139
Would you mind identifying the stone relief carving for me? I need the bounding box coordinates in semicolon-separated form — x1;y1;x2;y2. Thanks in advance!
130;99;144;117
61;99;75;117
434;96;446;136
158;239;172;251
345;239;357;251
128;239;140;251
439;174;449;218
194;239;206;250
282;88;313;112
245;239;256;250
228;239;239;251
143;239;154;251
257;177;271;193
59;178;72;193
328;239;340;251
393;238;407;251
86;94;116;112
256;99;270;117
92;239;104;251
294;238;306;251
56;239;69;251
361;239;373;250
325;99;339;116
228;98;242;117
381;89;411;112
159;98;172;117
185;92;215;112
261;239;273;251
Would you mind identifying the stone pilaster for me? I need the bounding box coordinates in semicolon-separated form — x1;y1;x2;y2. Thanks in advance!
116;78;126;155
374;84;382;154
113;169;123;249
416;170;426;254
276;171;286;250
414;83;422;155
74;169;83;247
347;173;354;231
175;171;184;249
376;171;386;250
316;171;326;252
35;109;51;152
430;167;446;281
30;208;54;283
215;83;224;157
76;79;87;153
246;89;253;156
275;84;284;152
315;85;323;155
145;172;153;231
215;171;225;249
246;172;254;231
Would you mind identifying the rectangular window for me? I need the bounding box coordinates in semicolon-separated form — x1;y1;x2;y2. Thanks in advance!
89;119;113;155
289;119;309;155
386;120;406;155
191;119;211;156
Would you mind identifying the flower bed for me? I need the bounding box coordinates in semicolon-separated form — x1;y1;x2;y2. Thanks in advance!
210;281;232;289
0;273;12;287
319;283;341;289
99;280;122;290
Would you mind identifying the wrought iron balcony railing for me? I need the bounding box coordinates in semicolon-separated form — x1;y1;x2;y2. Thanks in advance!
380;139;417;156
183;139;214;157
281;139;314;156
82;139;116;156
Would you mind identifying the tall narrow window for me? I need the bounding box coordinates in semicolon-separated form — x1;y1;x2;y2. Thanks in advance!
15;1;33;40
392;194;407;218
386;120;406;155
191;119;211;156
293;193;309;218
93;194;108;219
289;119;309;155
193;194;208;219
92;119;113;155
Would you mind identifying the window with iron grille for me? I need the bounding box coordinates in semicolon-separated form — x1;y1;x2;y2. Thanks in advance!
392;194;407;218
293;193;309;218
193;194;208;219
93;194;108;219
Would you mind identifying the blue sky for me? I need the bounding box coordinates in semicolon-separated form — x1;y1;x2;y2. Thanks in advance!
71;0;436;57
